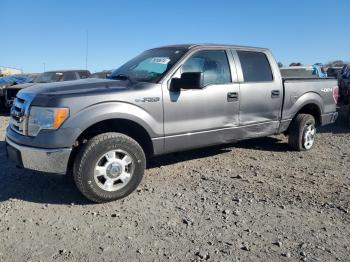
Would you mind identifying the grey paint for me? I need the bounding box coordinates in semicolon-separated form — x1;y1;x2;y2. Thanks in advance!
282;79;337;119
5;44;338;174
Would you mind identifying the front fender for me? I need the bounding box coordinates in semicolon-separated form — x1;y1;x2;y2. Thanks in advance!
64;102;163;141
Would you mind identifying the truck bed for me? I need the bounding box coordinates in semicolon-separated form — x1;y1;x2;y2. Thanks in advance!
281;77;338;121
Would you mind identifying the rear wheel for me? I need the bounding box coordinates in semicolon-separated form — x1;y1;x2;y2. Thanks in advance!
288;114;316;151
73;132;146;203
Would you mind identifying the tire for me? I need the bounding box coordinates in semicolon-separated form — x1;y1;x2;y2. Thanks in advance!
73;132;146;203
288;114;316;151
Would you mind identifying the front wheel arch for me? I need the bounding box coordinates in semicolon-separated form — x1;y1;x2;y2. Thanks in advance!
67;119;154;175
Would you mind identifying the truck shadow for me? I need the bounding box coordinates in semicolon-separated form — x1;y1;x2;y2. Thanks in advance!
234;136;289;152
318;110;349;134
0;115;347;205
0;141;90;205
0;137;287;205
148;146;231;168
148;136;288;168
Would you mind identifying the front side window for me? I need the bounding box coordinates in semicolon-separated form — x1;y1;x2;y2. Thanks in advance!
182;50;231;86
62;72;78;81
110;48;187;83
237;51;273;82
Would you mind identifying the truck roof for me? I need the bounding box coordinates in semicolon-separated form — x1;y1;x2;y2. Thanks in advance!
155;43;268;52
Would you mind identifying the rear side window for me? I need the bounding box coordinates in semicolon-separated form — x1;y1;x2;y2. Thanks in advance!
78;71;90;79
237;51;273;82
182;50;231;86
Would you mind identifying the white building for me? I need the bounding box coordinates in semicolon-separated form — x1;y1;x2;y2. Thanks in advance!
0;67;22;76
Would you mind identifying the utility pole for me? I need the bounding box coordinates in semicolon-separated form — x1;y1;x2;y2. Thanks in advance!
85;30;89;70
43;62;46;72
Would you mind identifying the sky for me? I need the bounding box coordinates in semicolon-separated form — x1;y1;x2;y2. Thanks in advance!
1;0;349;73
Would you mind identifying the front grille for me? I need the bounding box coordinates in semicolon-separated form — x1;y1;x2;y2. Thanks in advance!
10;93;32;135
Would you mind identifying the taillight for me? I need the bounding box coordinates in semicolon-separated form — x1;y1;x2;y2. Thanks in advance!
333;86;339;103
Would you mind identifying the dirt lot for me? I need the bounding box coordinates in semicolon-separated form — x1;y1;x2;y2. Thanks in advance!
0;113;349;262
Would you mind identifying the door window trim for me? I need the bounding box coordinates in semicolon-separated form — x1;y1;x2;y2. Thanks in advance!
231;49;276;84
165;47;239;90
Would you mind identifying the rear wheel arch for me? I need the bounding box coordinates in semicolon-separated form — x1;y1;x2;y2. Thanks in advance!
292;103;322;127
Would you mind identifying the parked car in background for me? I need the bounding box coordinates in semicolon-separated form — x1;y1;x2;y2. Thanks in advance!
2;70;91;110
5;44;338;203
90;70;112;79
338;66;350;105
326;67;343;78
337;65;350;82
29;73;40;83
0;74;33;112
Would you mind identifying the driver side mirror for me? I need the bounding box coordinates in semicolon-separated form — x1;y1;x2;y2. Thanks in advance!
170;72;204;91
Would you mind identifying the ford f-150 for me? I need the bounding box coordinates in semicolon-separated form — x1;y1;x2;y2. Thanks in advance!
5;44;339;202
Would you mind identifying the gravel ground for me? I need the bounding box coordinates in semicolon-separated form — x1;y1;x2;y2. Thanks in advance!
0;113;349;262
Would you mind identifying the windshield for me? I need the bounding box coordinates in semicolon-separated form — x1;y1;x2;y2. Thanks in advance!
35;72;62;83
110;48;187;83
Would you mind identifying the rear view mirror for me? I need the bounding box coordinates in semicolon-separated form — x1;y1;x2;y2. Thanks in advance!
170;72;204;91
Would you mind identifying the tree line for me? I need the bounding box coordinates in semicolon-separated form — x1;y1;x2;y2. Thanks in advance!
278;60;349;68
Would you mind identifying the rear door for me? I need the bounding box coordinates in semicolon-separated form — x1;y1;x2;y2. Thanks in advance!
232;49;283;127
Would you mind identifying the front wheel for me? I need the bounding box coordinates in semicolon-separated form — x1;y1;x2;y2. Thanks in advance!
288;114;316;151
73;132;146;203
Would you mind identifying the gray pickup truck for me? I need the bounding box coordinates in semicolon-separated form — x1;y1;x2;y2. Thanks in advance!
5;44;339;203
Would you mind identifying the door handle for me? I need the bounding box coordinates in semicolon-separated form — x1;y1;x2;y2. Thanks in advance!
227;92;239;102
271;90;280;98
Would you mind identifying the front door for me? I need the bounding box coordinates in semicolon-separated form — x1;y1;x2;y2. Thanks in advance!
162;49;240;153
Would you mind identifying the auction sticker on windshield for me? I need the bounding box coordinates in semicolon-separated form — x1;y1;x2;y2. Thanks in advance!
151;57;170;64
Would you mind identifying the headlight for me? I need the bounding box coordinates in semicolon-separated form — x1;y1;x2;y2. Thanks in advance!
28;107;69;136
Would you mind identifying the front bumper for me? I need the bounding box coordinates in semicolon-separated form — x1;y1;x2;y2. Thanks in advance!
5;136;72;174
321;112;338;126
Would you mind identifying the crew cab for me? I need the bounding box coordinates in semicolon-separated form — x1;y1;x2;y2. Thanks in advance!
5;44;338;203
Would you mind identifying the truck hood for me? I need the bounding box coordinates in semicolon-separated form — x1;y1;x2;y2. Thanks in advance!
21;78;129;96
